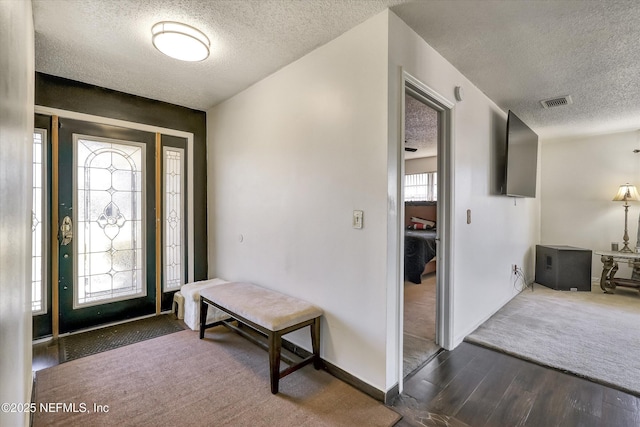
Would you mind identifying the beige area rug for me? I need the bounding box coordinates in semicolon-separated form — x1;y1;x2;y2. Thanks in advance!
403;274;440;377
34;328;401;427
466;283;640;396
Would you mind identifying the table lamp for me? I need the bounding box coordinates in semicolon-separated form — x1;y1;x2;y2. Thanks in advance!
612;183;640;252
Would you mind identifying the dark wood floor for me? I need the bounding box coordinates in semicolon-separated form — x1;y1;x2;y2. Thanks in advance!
392;342;640;427
32;338;60;372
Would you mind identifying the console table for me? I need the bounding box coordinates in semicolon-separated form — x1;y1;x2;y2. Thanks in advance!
595;250;640;293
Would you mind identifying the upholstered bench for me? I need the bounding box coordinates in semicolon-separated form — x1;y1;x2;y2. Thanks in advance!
180;278;230;330
199;282;323;394
172;291;185;319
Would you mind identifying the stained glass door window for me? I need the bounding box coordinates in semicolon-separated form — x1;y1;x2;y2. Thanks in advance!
74;135;146;307
163;147;185;291
32;129;47;314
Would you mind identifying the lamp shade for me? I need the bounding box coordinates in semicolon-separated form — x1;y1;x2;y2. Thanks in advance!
152;21;210;62
612;183;640;202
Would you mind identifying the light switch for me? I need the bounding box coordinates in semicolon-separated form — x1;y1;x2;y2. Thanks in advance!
353;210;363;229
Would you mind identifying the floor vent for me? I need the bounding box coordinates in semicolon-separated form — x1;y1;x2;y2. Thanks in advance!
540;95;573;109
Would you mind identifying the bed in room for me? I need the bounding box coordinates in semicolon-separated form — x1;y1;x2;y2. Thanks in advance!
404;202;437;284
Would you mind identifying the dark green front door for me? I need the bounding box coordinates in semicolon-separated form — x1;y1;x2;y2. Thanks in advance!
57;119;156;333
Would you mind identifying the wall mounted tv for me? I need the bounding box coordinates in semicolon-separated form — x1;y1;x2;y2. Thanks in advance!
503;110;538;198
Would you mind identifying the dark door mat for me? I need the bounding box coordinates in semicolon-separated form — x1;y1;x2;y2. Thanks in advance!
59;315;185;363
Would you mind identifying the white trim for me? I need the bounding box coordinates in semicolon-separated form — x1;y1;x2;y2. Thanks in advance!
34;106;193;138
404;73;455;110
398;80;406;390
437;93;456;351
34;105;195;283
398;71;455;390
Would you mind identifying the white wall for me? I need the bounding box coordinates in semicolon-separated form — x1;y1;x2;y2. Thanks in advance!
0;1;34;426
406;156;437;174
541;130;640;276
388;12;541;349
208;12;391;391
208;9;542;394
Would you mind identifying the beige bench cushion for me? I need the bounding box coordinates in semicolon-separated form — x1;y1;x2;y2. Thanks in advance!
180;278;230;330
200;282;323;331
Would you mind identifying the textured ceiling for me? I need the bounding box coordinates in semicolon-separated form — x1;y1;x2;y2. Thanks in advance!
405;92;437;159
392;0;640;140
32;0;640;141
33;0;405;111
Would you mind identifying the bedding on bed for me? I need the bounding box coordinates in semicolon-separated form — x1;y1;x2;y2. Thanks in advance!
404;229;437;284
409;216;436;229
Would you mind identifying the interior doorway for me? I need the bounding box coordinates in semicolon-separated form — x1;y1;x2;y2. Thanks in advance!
398;74;454;388
401;87;441;378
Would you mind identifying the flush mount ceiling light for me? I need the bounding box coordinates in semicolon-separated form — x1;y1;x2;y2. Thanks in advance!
151;21;210;62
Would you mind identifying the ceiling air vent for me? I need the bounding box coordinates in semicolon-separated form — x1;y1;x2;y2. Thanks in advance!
540;95;573;109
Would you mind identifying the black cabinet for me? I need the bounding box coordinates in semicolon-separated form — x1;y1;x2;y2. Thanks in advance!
535;245;592;291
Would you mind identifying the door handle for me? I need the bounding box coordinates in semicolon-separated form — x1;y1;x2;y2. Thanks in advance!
60;216;73;246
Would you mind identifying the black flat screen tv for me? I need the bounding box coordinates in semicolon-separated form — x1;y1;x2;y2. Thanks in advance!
503;110;538;198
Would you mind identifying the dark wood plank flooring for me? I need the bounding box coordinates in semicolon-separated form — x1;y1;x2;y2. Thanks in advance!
32;338;61;372
392;342;640;427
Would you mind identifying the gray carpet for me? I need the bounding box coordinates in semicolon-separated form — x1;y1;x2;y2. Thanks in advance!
466;283;640;396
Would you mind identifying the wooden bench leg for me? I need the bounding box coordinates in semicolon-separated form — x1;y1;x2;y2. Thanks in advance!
311;317;321;370
268;331;282;394
199;297;209;339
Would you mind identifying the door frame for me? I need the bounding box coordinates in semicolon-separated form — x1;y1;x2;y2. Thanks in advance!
397;71;455;390
35;105;195;337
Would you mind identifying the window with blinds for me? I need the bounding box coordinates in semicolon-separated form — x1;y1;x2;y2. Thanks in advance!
404;172;437;202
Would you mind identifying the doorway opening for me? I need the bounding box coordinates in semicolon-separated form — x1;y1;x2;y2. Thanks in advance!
400;75;454;383
402;88;440;378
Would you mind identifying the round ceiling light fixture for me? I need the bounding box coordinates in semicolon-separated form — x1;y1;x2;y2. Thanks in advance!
151;21;210;62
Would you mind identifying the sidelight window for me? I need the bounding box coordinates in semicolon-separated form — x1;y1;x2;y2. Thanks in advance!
163;147;185;291
32;129;47;315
